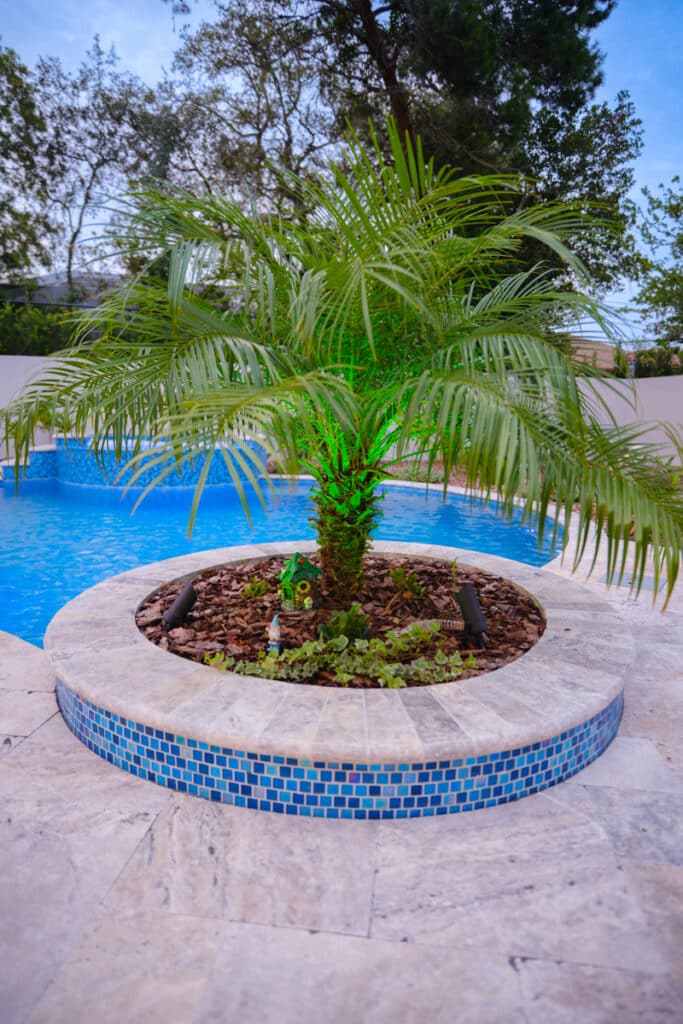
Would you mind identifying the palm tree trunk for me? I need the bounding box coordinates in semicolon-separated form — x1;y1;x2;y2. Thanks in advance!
310;469;383;600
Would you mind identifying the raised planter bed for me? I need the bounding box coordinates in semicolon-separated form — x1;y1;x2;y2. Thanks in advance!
46;541;632;820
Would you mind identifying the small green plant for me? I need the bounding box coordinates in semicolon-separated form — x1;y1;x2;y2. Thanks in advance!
389;565;424;599
451;559;458;590
242;575;269;599
206;621;473;688
204;651;236;669
319;602;371;641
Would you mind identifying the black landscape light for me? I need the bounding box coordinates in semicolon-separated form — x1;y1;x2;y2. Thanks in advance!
457;582;488;646
162;581;197;629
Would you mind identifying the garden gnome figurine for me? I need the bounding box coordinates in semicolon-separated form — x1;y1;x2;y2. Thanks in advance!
268;614;281;654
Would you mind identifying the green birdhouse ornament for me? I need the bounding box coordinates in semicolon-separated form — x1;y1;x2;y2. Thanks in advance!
277;553;322;612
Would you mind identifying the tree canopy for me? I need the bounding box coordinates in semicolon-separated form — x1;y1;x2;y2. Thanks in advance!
0;41;53;279
1;2;644;292
155;0;641;289
635;177;683;343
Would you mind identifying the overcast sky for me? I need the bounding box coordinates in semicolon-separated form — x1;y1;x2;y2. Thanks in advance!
2;0;681;336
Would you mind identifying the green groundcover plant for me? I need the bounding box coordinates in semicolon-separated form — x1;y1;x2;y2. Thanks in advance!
206;620;475;688
3;121;682;603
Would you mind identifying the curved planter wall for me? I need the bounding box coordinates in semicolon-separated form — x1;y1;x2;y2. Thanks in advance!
47;542;632;820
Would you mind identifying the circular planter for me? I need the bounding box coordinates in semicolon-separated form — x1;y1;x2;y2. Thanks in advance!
46;541;632;820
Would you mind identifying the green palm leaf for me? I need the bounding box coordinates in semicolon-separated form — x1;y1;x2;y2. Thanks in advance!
4;118;681;603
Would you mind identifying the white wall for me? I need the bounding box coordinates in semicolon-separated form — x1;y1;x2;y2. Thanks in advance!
0;356;54;457
1;354;681;460
588;376;683;455
0;355;52;406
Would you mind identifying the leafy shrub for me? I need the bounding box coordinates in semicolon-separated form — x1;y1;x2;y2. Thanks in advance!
612;345;631;378
241;576;269;599
633;344;682;377
319;602;370;641
389;565;425;598
0;303;75;355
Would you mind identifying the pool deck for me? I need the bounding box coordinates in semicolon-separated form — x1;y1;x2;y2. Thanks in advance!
1;545;682;1022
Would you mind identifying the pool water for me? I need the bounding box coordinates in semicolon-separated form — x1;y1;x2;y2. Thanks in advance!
0;478;560;646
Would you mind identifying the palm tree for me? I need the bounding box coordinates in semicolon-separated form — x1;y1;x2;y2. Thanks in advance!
5;123;682;602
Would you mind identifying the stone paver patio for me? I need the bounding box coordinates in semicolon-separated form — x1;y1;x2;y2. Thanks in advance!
1;547;682;1023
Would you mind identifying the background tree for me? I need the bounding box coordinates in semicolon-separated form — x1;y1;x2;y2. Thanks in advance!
635;177;683;343
161;0;336;209
521;92;642;288
0;41;54;279
633;343;682;378
313;0;614;159
294;0;642;288
162;0;640;284
34;39;158;289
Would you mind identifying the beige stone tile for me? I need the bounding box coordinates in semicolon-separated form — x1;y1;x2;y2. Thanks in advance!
624;861;683;991
633;644;683;679
105;795;377;935
26;912;224;1024
312;688;368;761
519;958;683;1023
555;784;683;867
197;921;526;1024
51;642;209;713
538;629;635;671
259;685;330;758
364;689;425;763
175;678;289;750
0;688;58;736
0;794;164;1024
430;687;520;747
502;653;623;703
543;606;631;638
22;708;93;751
0;710;170;813
622;677;683;729
462;674;551;731
371;803;666;973
619;668;683;778
0;733;24;758
398;686;471;758
0;631;55;691
574;736;681;793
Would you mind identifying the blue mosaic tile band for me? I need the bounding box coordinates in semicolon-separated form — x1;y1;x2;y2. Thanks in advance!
3;440;265;489
55;438;266;488
56;679;624;820
0;449;58;481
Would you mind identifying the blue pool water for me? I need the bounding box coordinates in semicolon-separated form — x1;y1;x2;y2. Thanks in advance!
0;478;560;646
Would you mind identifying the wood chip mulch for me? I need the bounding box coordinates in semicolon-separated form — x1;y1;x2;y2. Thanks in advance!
136;555;546;688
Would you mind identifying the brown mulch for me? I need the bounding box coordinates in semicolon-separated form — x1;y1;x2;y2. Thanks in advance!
136;555;545;688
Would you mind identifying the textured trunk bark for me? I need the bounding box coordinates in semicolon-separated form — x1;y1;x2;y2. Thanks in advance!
352;0;414;143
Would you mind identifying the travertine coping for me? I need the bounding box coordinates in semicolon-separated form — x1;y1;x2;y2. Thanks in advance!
45;542;633;766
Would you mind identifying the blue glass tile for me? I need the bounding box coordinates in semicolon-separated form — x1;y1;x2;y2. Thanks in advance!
55;679;622;822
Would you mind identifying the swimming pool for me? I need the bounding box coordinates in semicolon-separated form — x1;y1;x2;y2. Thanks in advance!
0;471;561;647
